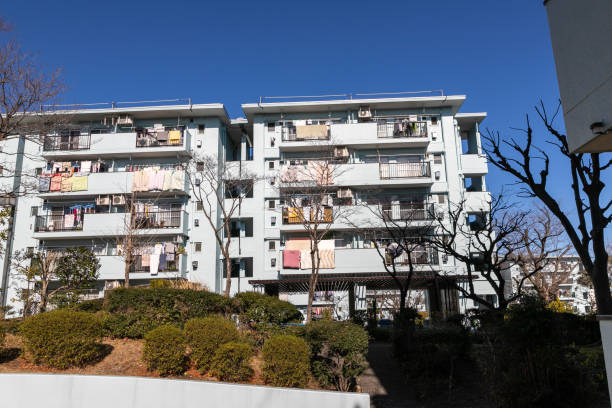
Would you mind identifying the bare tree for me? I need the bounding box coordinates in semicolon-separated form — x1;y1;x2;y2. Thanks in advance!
483;103;611;313
352;193;436;315
428;195;542;311
278;145;353;322
513;207;576;303
184;153;257;297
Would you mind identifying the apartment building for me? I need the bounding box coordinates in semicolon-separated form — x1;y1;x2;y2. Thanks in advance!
0;94;494;318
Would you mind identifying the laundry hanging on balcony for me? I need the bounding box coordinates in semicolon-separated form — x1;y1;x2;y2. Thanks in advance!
282;250;300;269
38;176;51;192
132;167;184;192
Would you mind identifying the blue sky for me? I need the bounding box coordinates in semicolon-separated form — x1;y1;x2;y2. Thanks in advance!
3;0;610;238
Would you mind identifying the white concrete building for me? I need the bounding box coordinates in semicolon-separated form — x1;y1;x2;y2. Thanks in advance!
0;94;495;319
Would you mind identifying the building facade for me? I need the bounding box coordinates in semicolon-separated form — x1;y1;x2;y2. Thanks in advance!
0;94;494;319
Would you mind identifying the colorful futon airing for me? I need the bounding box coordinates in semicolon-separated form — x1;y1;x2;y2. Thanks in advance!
283;239;336;269
132;168;184;192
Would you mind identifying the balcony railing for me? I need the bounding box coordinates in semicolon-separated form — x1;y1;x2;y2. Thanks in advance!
135;129;184;148
381;202;435;221
129;254;179;273
379;161;431;179
282;207;333;224
132;211;182;229
281;125;330;142
385;248;439;265
377;120;427;139
43;132;91;151
34;214;84;232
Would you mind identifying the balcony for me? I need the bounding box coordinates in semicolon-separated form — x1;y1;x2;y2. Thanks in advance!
376;120;427;139
379;161;431;179
461;154;488;175
464;191;491;212
281;124;330;142
385;249;438;266
42;130;190;159
282;207;333;225
33;210;187;239
381;202;435;221
96;255;184;280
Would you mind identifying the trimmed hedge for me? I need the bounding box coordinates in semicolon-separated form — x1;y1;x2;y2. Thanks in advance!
142;325;187;376
100;288;230;338
234;292;302;324
210;342;253;382
262;334;310;388
19;310;103;369
184;316;239;373
73;298;104;313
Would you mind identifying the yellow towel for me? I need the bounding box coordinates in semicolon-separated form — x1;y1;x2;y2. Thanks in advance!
61;176;72;192
288;207;299;218
71;175;88;191
168;130;182;145
296;125;327;140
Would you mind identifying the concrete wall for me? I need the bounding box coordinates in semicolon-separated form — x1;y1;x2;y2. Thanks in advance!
545;0;612;152
0;373;370;408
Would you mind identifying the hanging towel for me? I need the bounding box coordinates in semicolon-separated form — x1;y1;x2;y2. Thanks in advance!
159;254;167;271
168;130;182;145
64;214;74;228
61;176;72;192
38;176;51;192
164;242;175;254
141;254;151;267
162;170;173;191
149;254;160;275
286;239;311;251
318;250;335;269
319;239;335;250
147;169;158;191
81;161;92;173
283;250;300;269
71;175;88;191
153;169;165;190
300;249;313;269
170;170;184;190
50;174;62;191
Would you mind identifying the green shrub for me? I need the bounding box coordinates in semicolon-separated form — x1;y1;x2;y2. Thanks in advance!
234;292;302;324
73;298;104;313
262;334;310;388
210;341;253;382
100;288;230;338
142;325;187;376
369;327;392;342
476;298;606;407
19;310;103;369
184;316;239;373
302;320;369;391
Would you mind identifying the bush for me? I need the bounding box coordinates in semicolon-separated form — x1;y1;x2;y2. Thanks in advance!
301;320;369;391
19;310;103;369
184;316;239;373
234;292;302;324
142;325;187;376
262;334;310;388
100;312;159;339
73;298;104;313
100;288;230;338
476;298;606;407
210;342;253;382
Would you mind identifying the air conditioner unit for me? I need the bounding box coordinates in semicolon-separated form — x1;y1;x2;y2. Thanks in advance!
358;106;372;119
96;195;110;206
116;115;133;126
112;195;126;205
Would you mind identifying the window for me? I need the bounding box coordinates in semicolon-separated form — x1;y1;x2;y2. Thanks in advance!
271;258;276;268
434;154;442;164
35;167;43;176
225;180;254;199
30;206;38;216
196;201;203;211
431;117;438;125
196;162;204;171
269;161;275;169
583;292;589;300
269;241;276;250
267;122;275;132
271;216;277;226
194;242;202;252
437;194;446;204
268;200;275;209
198;124;205;134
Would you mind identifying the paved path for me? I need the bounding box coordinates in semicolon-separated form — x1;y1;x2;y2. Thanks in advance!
359;342;419;408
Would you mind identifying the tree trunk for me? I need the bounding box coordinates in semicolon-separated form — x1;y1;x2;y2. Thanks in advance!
39;281;48;313
306;248;319;323
399;287;407;314
223;255;232;297
124;252;131;288
591;260;612;314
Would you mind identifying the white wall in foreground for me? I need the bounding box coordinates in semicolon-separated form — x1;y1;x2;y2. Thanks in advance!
0;373;370;408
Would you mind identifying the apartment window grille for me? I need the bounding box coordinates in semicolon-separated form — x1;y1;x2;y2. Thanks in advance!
194;242;202;252
269;161;275;169
438;194;446;204
30;206;38;216
196;162;204;171
271;216;277;226
198;124;205;134
269;200;275;209
267;122;275;132
434;154;442;164
271;258;276;268
269;241;276;250
196;201;203;211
